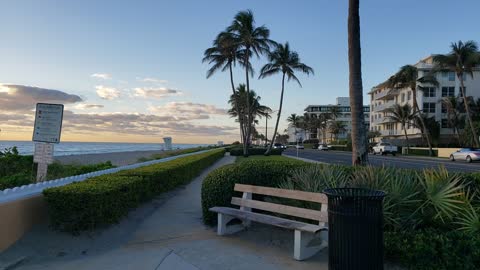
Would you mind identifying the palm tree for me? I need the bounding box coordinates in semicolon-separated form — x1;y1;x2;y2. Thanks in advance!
348;0;368;165
203;32;245;143
441;96;462;142
227;10;276;155
433;40;480;147
287;113;302;143
228;84;272;144
259;42;314;155
328;121;347;142
329;106;341;120
316;113;332;144
389;65;438;156
385;104;415;150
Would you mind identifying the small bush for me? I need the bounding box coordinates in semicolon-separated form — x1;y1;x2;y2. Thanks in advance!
229;147;283;156
201;158;310;225
404;148;438;157
302;139;319;144
385;229;480;270
44;149;225;233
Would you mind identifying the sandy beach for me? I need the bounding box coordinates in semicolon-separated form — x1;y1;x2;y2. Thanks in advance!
54;150;169;166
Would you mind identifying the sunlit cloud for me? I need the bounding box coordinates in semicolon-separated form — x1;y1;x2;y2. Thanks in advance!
137;77;168;84
148;102;227;116
74;103;104;110
91;73;112;80
95;85;120;100
133;87;182;99
0;84;82;112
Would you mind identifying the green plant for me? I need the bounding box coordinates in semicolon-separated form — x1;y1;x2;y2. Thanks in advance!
229;147;283;156
201;158;309;225
44;149;225;233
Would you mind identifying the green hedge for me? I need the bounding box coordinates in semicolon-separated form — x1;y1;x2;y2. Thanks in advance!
44;149;225;233
403;148;439;157
229;147;283;156
201;158;310;225
385;229;480;270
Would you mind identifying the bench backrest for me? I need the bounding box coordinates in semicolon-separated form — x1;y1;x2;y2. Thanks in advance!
232;184;328;225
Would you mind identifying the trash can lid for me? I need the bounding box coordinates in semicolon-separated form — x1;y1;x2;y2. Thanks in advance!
323;188;386;198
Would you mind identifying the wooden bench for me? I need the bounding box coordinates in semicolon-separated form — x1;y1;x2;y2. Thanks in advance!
209;184;328;260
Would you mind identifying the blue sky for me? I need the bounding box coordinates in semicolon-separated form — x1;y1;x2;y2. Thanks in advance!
1;0;479;143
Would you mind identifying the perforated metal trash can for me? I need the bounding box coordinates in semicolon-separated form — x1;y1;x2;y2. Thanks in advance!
323;188;386;270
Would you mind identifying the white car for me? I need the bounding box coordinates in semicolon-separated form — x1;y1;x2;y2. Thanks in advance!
372;142;398;156
449;148;480;163
318;144;329;151
295;145;305;149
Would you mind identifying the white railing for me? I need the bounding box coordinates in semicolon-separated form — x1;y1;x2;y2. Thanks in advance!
380;130;402;136
0;149;213;204
373;101;395;112
373;90;390;100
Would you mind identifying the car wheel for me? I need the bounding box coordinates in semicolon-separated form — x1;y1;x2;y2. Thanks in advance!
449;155;455;161
467;156;472;163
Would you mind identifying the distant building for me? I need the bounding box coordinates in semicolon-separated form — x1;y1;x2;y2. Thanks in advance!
288;97;370;144
369;55;480;145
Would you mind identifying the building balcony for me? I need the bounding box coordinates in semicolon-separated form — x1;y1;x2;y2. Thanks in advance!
372;101;395;112
380;130;402;136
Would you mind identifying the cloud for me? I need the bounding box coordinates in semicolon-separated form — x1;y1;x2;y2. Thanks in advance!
137;77;167;84
95;85;120;100
0;84;82;112
74;103;104;110
91;73;111;80
133;87;182;99
149;102;227;116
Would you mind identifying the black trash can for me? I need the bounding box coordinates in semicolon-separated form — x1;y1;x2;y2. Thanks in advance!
323;188;386;270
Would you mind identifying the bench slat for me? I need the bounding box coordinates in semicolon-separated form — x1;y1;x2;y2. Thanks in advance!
231;197;328;222
234;184;328;204
210;207;326;233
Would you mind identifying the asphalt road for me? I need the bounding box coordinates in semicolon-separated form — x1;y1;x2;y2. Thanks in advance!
283;148;480;173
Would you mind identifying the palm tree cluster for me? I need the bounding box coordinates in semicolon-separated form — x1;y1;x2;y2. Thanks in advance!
286;111;347;144
203;10;313;156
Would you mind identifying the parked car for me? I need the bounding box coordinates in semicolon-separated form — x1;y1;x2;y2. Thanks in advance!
273;143;287;149
449;148;480;163
372;142;398;156
295;144;305;149
318;144;329;151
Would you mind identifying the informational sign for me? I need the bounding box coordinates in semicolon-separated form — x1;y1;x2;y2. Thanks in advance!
32;103;64;143
163;137;172;150
33;142;54;164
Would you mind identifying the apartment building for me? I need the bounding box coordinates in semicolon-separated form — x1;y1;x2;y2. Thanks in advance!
288;97;370;143
369;55;480;144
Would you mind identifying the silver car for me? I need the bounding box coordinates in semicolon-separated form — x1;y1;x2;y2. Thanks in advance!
449;148;480;163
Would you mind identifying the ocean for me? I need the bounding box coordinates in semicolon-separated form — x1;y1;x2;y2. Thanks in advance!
0;141;208;156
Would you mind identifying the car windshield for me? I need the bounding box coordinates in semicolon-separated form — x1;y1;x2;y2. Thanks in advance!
463;148;480;152
274;143;282;146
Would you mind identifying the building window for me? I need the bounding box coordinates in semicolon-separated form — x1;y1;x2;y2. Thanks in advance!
441;103;447;113
401;93;405;103
441;119;451;128
407;91;412;100
459;87;467;97
423;87;436;97
442;87;455;97
448;72;455;81
423;103;436;113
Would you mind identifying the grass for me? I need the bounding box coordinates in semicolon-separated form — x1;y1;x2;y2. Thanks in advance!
137;146;215;162
235;155;292;163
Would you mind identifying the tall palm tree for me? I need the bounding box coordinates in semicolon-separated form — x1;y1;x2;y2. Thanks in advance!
389;65;438;156
259;42;314;155
348;0;368;165
328;120;347;142
433;40;480;147
316;113;332;143
287;113;302;142
441;96;462;142
386;104;415;150
228;84;272;144
227;10;276;155
203;32;245;142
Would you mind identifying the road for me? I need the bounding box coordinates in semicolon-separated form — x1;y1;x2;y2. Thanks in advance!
283;148;480;173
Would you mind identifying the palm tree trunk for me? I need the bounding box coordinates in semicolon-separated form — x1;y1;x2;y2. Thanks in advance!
266;73;286;155
243;49;251;156
404;125;410;150
412;87;433;155
348;0;368;165
229;64;245;146
459;76;480;147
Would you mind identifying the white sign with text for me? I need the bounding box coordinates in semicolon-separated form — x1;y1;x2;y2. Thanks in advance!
32;103;64;143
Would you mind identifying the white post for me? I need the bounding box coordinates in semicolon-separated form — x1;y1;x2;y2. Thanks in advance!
33;142;54;182
36;162;48;182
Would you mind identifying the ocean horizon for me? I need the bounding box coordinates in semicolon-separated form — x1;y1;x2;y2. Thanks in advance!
0;140;210;156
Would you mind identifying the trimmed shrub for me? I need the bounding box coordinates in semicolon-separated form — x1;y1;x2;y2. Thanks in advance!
404;148;438;157
44;149;225;233
229;147;283;156
302;139;319;144
201;158;310;225
385;229;480;270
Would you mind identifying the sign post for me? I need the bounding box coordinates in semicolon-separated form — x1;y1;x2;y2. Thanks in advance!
32;103;64;182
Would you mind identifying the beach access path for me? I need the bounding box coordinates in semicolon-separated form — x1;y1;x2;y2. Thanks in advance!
55;150;174;166
1;154;402;270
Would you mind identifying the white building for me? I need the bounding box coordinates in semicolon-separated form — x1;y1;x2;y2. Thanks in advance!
288;97;370;144
369;55;480;145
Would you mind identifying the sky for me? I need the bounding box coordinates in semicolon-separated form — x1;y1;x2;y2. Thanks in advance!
0;0;479;144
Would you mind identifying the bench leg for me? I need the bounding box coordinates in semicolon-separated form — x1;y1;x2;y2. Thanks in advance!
293;230;328;261
217;213;246;236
